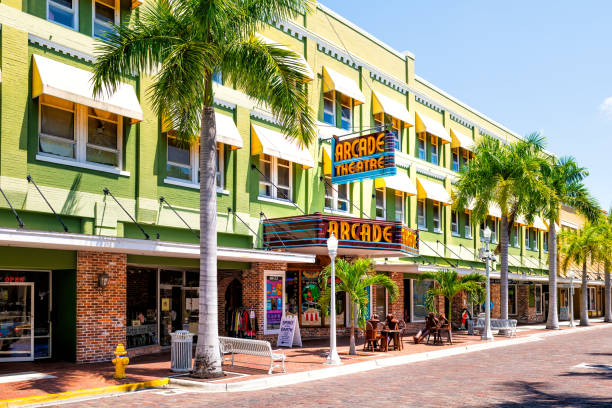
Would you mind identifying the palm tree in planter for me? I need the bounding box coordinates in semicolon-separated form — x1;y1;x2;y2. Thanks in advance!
92;0;316;378
454;133;549;326
539;156;599;330
318;258;398;355
418;269;485;327
559;223;602;326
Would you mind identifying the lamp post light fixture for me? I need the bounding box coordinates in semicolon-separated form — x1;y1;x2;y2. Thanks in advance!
478;226;495;341
325;233;342;365
568;270;575;328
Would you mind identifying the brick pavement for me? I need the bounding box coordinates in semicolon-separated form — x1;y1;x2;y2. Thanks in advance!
57;325;612;407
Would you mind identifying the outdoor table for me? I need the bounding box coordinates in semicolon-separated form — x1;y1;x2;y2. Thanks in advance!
380;329;402;352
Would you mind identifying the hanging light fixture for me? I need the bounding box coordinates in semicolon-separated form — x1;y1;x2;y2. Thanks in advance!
98;272;110;291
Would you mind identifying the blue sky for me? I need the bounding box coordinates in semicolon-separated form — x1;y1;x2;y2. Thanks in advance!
321;0;612;209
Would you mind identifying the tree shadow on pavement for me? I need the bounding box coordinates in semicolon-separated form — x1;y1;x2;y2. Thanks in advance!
560;368;612;380
486;381;612;407
587;352;612;356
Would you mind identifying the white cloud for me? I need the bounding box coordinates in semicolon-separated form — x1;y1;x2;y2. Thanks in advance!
599;97;612;118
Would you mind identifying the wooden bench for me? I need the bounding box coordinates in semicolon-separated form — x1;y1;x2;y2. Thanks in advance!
218;336;286;374
473;318;517;337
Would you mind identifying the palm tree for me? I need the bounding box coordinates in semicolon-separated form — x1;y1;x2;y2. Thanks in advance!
559;223;601;326
593;211;612;322
454;133;549;325
318;258;398;355
418;269;485;326
92;0;316;378
539;157;599;330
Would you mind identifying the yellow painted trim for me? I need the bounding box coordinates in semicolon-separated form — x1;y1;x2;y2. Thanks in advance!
322;145;332;175
250;125;263;156
32;57;42;99
0;378;169;408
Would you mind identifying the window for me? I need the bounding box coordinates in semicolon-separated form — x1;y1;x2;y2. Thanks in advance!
430;135;439;165
418;134;426;160
432;201;441;232
323;91;335;125
543;231;549;252
212;71;223;84
340;94;352;130
48;0;78;30
452;148;459;172
216;144;224;188
508;284;517;315
38;95;123;171
374;285;387;320
93;0;118;38
588;287;596;311
530;228;538;250
490;218;498;243
535;284;543;315
391;117;401;151
464;212;472;238
512;224;520;247
395;192;404;222
412;279;433;321
375;188;386;219
167;137;192;181
451;211;459;235
417;199;426;229
259;154;292;201
324;176;349;212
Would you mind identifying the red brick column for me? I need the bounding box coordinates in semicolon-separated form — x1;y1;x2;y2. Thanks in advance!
491;283;501;318
76;251;127;363
388;272;404;320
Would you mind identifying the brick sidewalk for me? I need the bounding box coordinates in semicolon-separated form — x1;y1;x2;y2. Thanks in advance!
0;322;607;401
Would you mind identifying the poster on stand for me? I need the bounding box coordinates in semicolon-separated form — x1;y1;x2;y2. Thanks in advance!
277;315;302;348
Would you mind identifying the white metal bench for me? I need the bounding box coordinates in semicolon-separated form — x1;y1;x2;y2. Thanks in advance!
473;318;517;337
218;336;286;374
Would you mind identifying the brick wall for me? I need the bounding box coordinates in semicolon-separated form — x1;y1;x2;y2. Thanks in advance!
76;251;127;363
388;272;404;319
491;283;501;318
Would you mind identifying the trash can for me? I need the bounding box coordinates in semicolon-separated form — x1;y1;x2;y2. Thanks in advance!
170;330;194;372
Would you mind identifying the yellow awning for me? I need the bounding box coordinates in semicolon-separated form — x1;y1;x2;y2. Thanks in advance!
414;112;451;143
450;128;476;151
322;66;366;105
375;172;417;195
416;177;451;204
161;112;243;149
257;34;314;82
32;54;143;122
372;91;414;127
488;203;502;218
322;144;332;175
251;124;314;168
532;216;548;231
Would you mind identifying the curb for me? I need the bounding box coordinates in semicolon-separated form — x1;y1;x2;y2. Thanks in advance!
0;378;169;408
169;324;611;393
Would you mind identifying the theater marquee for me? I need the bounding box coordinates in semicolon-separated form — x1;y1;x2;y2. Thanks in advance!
331;131;397;184
263;214;418;257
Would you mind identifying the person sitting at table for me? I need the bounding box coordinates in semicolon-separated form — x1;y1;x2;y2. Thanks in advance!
384;313;398;330
436;312;449;328
413;312;438;344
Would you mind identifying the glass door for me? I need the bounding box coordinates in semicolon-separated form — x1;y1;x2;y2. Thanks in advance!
264;272;285;334
0;283;34;362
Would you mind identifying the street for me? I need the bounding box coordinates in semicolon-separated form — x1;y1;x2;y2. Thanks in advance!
60;326;612;407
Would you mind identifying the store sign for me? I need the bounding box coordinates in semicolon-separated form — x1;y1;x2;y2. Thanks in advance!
263;214;418;257
331;131;396;185
2;276;25;283
276;315;302;348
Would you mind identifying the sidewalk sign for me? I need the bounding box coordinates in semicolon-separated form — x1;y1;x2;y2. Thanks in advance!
276;315;302;347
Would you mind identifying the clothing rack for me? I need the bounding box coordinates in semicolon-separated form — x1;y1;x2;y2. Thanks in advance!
225;306;258;339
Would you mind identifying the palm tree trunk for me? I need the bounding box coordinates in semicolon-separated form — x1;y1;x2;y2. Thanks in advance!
605;268;612;323
192;96;223;378
580;260;589;326
500;215;509;321
546;220;559;329
349;301;356;355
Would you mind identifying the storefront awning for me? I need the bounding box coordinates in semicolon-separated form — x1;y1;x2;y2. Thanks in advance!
257;34;314;82
32;54;143;122
515;214;528;225
322;144;333;175
545;219;560;232
532;216;548;231
251;124;314;168
415;112;451;143
372;91;414;127
416;177;451;204
322;66;366;105
317;121;351;141
450;128;476;151
488;203;502;218
375;172;417;195
215;113;244;149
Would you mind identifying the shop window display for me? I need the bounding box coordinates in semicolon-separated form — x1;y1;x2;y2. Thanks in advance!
126;268;157;348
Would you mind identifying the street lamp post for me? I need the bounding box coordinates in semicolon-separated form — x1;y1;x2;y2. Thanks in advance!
478;226;495;341
568;270;575;328
325;233;342;365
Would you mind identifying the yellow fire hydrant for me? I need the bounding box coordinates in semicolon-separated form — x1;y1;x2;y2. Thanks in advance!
112;344;129;379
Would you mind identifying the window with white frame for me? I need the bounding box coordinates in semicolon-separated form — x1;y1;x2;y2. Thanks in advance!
430;135;439;165
340;94;352;130
418;134;426;160
93;0;118;38
543;231;549;252
432;201;441;232
417;199;426;229
535;284;543;315
324;176;349;212
215;144;224;188
375;188;385;219
508;284;517;315
166;136;224;189
323;91;335;125
394;192;404;222
588;287;596;311
38;95;123;170
451;211;459;235
531;228;538;250
391;117;401;151
490;218;498;243
512;224;520;247
259;154;291;201
452;148;459;172
464;212;472;238
47;0;78;30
